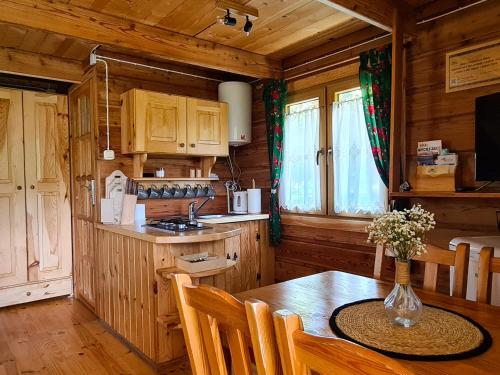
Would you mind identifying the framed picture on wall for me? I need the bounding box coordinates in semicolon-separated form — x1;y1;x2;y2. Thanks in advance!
446;38;500;93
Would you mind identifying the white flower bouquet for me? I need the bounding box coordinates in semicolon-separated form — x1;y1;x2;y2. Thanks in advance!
367;205;436;262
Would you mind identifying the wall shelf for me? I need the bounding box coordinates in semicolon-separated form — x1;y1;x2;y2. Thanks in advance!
133;177;219;182
390;191;500;199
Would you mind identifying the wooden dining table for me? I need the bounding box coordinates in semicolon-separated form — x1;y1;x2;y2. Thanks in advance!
234;271;500;375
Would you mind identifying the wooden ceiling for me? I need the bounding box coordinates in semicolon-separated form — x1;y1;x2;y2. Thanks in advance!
0;0;480;81
0;23;95;61
66;0;369;59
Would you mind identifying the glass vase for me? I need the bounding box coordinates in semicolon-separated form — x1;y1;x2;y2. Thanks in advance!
384;260;423;328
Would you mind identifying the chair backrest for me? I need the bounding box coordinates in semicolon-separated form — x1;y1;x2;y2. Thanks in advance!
171;273;279;375
272;309;415;375
477;246;500;304
373;243;470;297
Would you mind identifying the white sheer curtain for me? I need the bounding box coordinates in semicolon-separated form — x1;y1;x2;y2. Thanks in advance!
332;98;387;215
280;107;321;213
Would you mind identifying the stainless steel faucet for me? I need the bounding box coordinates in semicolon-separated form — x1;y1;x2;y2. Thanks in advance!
188;196;215;223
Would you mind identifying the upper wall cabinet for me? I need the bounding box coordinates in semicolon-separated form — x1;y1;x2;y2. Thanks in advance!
187;98;228;156
121;89;228;156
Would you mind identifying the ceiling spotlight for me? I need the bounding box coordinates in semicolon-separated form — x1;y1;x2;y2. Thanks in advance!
243;15;253;36
223;9;237;26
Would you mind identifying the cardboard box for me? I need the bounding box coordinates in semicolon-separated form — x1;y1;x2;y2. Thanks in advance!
414;165;458;192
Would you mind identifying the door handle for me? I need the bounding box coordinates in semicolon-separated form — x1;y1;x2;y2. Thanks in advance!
90;180;96;206
316;148;325;165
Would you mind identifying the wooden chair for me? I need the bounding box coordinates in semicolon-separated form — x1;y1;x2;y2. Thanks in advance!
374;243;470;298
272;309;415;375
477;247;500;304
171;273;279;375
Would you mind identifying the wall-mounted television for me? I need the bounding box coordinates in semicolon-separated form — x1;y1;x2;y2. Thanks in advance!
475;92;500;181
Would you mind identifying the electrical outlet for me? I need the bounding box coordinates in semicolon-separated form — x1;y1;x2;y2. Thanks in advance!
103;149;115;160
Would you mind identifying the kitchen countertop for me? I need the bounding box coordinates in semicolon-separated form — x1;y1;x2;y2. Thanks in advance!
95;222;241;244
197;213;269;224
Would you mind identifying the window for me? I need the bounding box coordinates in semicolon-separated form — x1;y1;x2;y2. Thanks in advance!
332;89;387;215
280;80;387;216
280;96;323;214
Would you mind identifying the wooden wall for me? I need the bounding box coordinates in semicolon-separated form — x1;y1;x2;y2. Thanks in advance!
405;0;500;190
404;0;500;241
92;56;233;218
235;68;379;282
236;1;500;284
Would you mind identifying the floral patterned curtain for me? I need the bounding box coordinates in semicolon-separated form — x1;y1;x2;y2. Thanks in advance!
359;45;392;188
263;80;287;246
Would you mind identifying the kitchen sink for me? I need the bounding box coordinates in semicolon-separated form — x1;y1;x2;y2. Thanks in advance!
197;214;227;219
198;213;249;219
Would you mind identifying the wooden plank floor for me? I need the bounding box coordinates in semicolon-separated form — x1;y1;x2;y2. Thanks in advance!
0;297;191;375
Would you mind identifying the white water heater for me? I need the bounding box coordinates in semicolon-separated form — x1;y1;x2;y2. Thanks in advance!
218;81;252;146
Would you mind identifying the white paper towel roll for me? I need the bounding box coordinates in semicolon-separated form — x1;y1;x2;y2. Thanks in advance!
247;188;261;214
135;203;146;224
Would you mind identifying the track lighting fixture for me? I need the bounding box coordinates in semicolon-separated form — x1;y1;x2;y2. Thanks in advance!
243;15;253;36
223;9;237;26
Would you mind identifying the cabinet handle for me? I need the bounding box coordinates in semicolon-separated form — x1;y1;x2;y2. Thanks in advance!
233;252;238;261
30;185;35;190
17;185;22;190
190;144;196;148
179;143;185;147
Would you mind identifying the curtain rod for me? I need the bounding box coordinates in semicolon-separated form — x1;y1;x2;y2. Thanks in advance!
284;0;489;81
284;33;391;73
91;48;224;83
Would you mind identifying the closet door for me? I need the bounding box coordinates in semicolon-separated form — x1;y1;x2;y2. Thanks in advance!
69;78;97;309
0;88;27;287
23;91;72;282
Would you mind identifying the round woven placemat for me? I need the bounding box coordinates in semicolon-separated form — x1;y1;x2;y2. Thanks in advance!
330;298;492;361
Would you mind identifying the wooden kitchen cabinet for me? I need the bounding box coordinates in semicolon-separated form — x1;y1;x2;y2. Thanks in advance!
225;220;275;293
121;89;187;154
186;98;228;156
121;89;228;156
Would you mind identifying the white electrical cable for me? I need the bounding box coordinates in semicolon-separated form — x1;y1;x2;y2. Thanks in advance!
417;0;488;25
96;58;110;153
94;54;224;83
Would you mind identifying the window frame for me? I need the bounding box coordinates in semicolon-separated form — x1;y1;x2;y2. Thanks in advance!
280;75;388;219
327;77;379;218
282;87;327;215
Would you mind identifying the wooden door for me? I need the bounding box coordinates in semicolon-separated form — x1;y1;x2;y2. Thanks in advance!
23;92;72;283
186;98;228;156
137;90;187;154
0;88;27;288
69;78;97;309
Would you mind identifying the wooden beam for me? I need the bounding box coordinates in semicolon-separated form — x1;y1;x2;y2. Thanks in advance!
0;0;281;79
389;9;404;193
0;46;84;82
316;0;416;34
